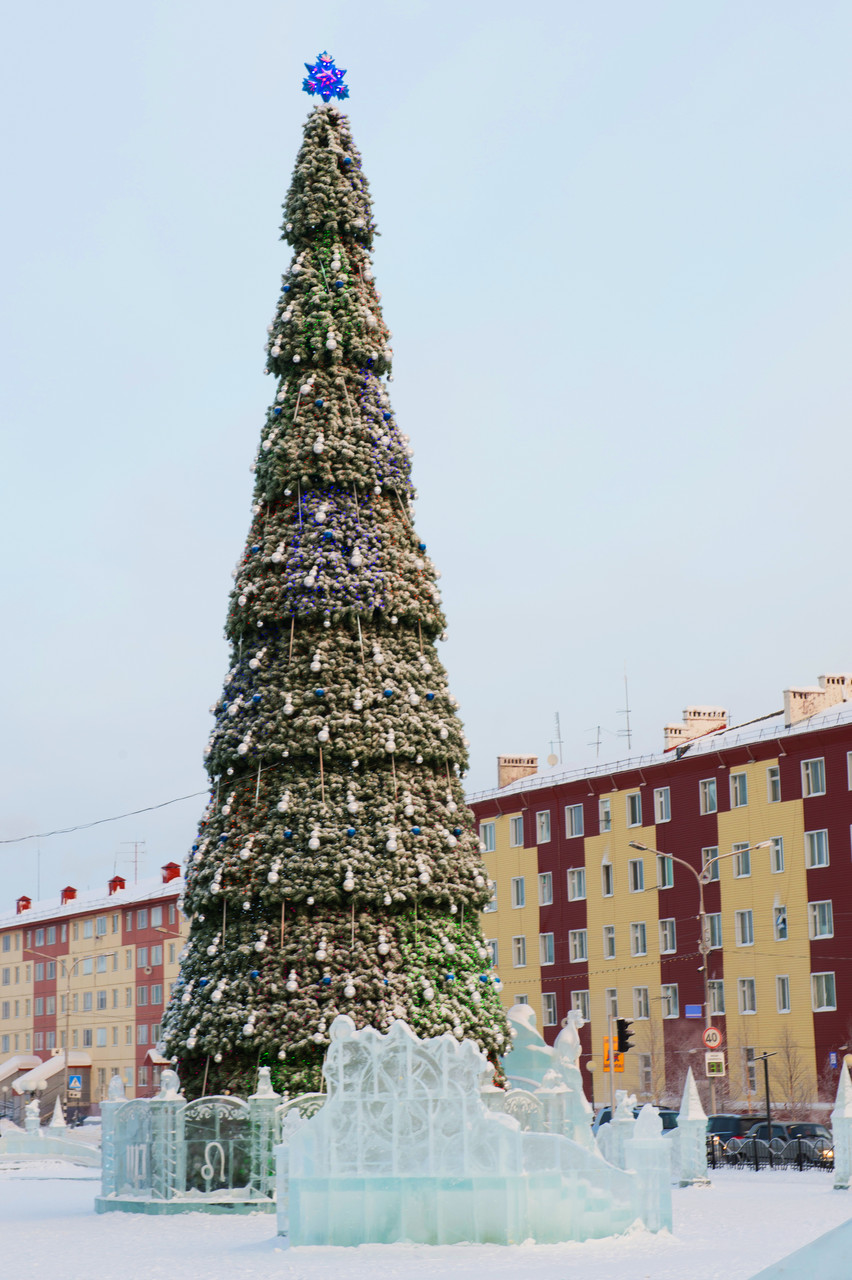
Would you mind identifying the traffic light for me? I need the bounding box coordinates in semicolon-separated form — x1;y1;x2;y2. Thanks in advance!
615;1018;635;1054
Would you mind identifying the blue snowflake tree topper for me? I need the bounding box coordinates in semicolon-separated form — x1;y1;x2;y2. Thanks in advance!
303;52;349;102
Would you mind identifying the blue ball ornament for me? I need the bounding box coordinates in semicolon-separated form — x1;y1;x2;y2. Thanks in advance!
382;412;391;421
418;542;427;552
250;970;260;980
315;398;324;407
251;545;260;552
274;408;282;416
445;972;455;983
252;694;261;703
426;693;435;701
284;829;293;839
411;826;421;835
347;827;356;837
453;827;462;836
315;688;325;697
283;284;291;292
479;975;489;984
321;976;332;986
383;688;393;698
198;978;209;987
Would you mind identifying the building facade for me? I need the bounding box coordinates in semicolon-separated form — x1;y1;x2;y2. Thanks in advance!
471;676;852;1113
0;865;188;1117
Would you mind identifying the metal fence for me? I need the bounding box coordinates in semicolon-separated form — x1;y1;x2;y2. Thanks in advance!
706;1135;833;1172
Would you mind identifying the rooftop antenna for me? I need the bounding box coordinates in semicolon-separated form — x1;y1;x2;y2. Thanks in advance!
617;673;633;751
119;841;146;885
587;725;603;759
547;712;564;767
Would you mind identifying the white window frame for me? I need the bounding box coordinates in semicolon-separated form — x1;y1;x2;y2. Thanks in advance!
511;876;525;909
487;939;498;966
538;872;553;906
812;972;837;1011
802;758;826;798
770;836;784;873
598;797;612;833
730;772;748;808
708;979;725;1015
565;804;584;838
630;921;647;956
735;909;754;947
738;977;757;1014
539;932;555;965
702;845;720;882
569;929;588;963
659;918;676;953
536;811;551;844
542;992;558;1026
628;858;644;892
767;765;781;803
605;988;619;1018
653;787;671;823
571;990;590;1021
509;815;524;848
805;829;829;868
661;984;679;1019
633;986;650;1020
483;880;498;913
733;842;751;878
776;975;791;1014
512;936;527;968
626;793;642;827
808;900;834;939
479;821;496;853
773;905;787;941
566;867;586;901
656;854;674;889
699;778;717;815
603;925;616;959
601;862;614;897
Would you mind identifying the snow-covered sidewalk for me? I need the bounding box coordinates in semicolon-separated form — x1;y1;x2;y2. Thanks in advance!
1;1162;850;1280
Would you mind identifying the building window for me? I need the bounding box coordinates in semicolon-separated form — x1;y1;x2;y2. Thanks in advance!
630;922;647;956
730;773;748;808
659;918;676;953
733;843;751;878
483;880;497;913
744;1047;757;1093
487;939;498;966
509;816;524;848
515;994;529;1006
626;793;642;827
96;916;107;937
137;947;148;968
82;1028;93;1047
168;944;176;964
661;984;678;1019
812;972;837;1011
738;978;757;1014
599;797;612;833
633;987;650;1019
151;946;163;967
34;963;44;982
137;909;148;929
774;906;788;941
605;988;618;1017
802;758;826;798
565;804;584;838
125;1026;132;1044
735;909;754;947
34;1031;44;1050
538;872;553;906
536;811;551;844
1;1035;9;1054
708;979;725;1015
46;926;56;945
96;955;107;974
83;919;93;940
767;765;781;803
82;992;92;1012
96;1027;107;1047
96;991;107;1011
805;829;829;867
125;988;133;1007
601;862;614;897
542;993;558;1026
138;1065;149;1087
510;877;525;909
35;928;45;946
539;933;555;966
699;778;717;815
566;868;586;901
479;822;496;853
112;914;119;933
776;975;791;1013
569;930;588;962
771;837;784;873
653;787;671;823
603;925;616;959
137;986;148;1006
512;936;527;967
571;990;590;1021
82;958;93;976
808;900;834;939
639;1053;652;1096
656;854;673;889
628;859;644;892
137;1024;149;1045
47;961;56;979
702;846;719;882
151;906;163;928
34;997;43;1017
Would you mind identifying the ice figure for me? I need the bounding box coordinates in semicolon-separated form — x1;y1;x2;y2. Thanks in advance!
596;1090;637;1169
668;1068;709;1186
831;1063;852;1189
278;1013;672;1245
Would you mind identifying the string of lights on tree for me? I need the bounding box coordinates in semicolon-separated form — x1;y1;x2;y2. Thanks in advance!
162;55;510;1098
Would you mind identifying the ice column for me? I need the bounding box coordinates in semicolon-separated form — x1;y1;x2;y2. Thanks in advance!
99;1072;127;1199
673;1068;709;1186
625;1105;673;1232
831;1063;852;1190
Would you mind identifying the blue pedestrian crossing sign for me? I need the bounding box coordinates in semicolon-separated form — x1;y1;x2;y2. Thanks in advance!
67;1074;83;1091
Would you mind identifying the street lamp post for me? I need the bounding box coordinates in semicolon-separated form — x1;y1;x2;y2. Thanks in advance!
628;838;771;1114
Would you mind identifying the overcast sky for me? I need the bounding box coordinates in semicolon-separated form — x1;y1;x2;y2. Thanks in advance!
2;1;851;908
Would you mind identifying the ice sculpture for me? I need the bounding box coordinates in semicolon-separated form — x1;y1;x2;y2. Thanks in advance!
277;1013;672;1245
669;1068;709;1186
596;1089;637;1169
831;1063;852;1190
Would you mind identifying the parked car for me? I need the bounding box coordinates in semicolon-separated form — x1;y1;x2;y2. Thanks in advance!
706;1114;752;1145
592;1105;678;1135
787;1123;831;1142
744;1122;791;1142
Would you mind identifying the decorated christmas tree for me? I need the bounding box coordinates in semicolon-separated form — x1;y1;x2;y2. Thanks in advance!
163;56;510;1097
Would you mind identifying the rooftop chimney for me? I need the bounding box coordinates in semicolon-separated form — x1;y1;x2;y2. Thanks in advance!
664;706;727;752
60;886;77;905
784;673;852;727
16;895;31;915
161;862;180;884
497;755;538;789
108;875;126;896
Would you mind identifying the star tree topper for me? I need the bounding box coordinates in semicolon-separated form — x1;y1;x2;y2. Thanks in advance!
303;52;349;102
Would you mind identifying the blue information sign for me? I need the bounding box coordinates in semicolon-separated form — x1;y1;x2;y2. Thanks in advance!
684;1005;703;1019
67;1074;83;1091
830;1052;838;1069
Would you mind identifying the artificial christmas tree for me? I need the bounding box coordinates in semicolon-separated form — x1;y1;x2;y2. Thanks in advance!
163;57;510;1097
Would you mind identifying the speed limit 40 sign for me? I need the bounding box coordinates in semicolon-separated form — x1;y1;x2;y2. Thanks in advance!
703;1026;723;1049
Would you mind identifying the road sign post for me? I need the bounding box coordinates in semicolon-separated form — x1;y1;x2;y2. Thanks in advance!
702;1026;723;1050
705;1052;726;1077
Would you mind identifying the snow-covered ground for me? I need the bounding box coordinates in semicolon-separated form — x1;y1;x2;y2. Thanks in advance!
1;1161;850;1280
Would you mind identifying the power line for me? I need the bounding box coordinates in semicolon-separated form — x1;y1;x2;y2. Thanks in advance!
0;789;209;846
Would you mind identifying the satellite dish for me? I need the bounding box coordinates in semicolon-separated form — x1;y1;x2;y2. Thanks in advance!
547;753;558;767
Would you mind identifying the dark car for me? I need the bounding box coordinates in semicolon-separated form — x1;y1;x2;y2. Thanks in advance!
745;1122;791;1142
787;1123;831;1142
706;1113;752;1144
